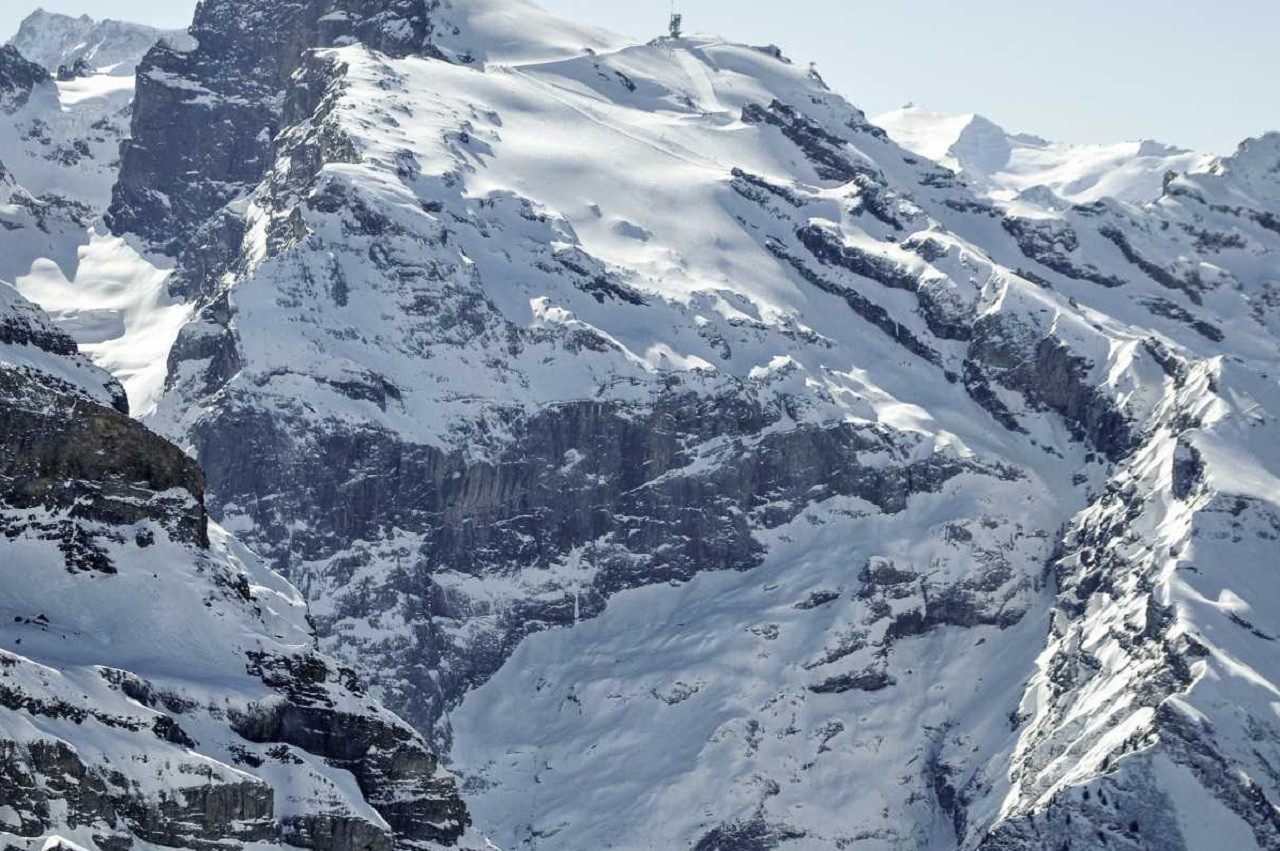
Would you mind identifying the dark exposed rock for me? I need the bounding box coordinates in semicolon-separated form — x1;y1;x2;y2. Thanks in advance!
0;369;208;561
55;58;93;81
1171;440;1204;501
741;99;875;184
965;312;1135;459
730;167;804;208
1209;202;1280;238
795;223;970;341
767;237;945;369
110;0;443;253
0;45;51;113
194;389;986;742
794;589;842;610
1002;215;1126;289
281;814;394;851
0;294;199;569
1141;297;1224;341
856;558;919;593
230;696;469;845
808;667;895;694
1100;225;1205;304
693;815;806;851
0;738;276;847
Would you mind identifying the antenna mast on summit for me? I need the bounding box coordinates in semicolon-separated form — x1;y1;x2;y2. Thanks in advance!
668;3;683;39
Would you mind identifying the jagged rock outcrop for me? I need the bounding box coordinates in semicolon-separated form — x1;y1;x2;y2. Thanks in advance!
109;0;440;253
0;44;49;111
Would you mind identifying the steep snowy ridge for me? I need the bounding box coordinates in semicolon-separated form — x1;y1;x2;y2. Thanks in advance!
875;105;1214;207
4;0;1280;848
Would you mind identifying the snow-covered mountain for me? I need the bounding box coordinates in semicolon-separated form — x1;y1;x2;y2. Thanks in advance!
5;1;1280;849
7;9;192;76
875;105;1214;207
1;13;473;851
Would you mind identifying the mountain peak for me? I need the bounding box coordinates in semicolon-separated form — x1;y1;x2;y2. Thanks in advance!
7;8;192;74
875;104;1211;205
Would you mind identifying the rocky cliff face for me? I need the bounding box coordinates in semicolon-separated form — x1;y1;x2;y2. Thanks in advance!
8;0;1280;848
108;0;440;254
0;278;470;848
0;44;48;111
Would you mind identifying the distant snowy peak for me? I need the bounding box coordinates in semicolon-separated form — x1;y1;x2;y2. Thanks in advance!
7;8;192;76
1202;131;1280;204
875;104;1213;205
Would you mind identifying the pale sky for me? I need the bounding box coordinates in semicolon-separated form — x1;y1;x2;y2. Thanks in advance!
4;0;1276;153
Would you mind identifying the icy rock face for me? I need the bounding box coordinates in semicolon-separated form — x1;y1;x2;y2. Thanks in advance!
0;45;49;111
10;0;1280;846
0;280;470;849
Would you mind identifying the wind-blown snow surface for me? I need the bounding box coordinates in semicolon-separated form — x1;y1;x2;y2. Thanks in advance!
10;0;1280;847
875;105;1214;207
